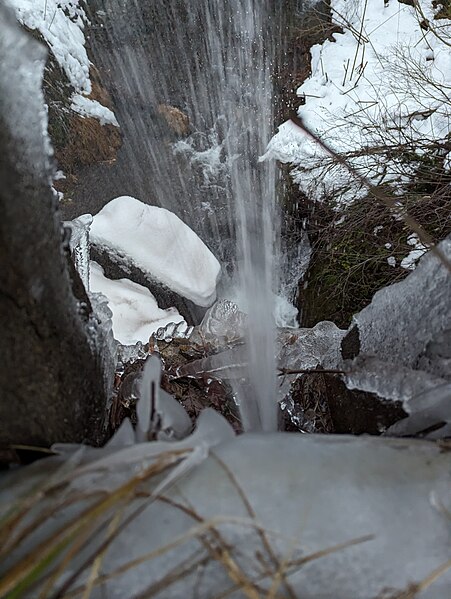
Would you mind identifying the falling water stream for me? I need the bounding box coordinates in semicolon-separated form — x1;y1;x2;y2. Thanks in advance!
81;0;289;431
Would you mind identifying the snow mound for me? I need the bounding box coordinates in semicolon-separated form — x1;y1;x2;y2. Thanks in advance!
90;262;185;345
90;196;221;307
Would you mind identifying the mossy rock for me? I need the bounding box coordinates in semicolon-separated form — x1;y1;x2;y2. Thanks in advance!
296;180;451;329
24;27;73;152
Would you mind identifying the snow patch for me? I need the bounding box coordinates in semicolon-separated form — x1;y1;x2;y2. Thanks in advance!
9;0;91;94
71;94;119;126
90;262;185;345
90;196;221;307
264;0;451;206
400;234;428;270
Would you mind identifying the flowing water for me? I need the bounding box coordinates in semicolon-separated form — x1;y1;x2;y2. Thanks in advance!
82;0;294;431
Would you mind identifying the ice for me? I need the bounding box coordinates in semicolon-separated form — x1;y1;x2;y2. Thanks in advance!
340;238;451;438
174;344;248;381
1;433;450;599
416;328;451;381
137;355;192;441
1;2;50;179
385;383;451;438
190;299;247;346
152;321;194;342
90;261;186;345
63;213;92;289
88;290;117;400
352;236;451;370
175;321;345;396
278;321;345;374
345;356;448;408
116;341;148;369
90;196;221;307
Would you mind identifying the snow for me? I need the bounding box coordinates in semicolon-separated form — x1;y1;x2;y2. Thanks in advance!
387;256;396;267
71;94;119;126
400;233;427;270
90;262;185;345
90;196;221;307
9;1;118;129
9;0;91;94
263;0;451;206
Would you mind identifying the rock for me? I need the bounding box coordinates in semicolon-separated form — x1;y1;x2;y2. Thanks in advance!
157;104;190;137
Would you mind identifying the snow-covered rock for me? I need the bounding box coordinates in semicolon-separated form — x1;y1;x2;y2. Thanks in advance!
9;0;118;130
90;196;221;307
90;261;185;345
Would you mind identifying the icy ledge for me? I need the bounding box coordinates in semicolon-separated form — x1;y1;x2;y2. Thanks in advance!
90;196;221;307
1;432;449;599
1;360;450;597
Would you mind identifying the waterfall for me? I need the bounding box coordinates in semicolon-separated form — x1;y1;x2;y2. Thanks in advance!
87;0;282;430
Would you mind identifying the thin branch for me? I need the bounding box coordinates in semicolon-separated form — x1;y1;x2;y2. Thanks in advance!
277;368;347;377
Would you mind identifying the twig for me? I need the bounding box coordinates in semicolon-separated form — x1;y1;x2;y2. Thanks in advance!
278;368;347;377
350;0;368;82
212;454;297;599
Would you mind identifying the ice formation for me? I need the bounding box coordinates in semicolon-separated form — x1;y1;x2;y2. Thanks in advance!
341;237;451;437
136;355;192;441
90;196;221;307
1;430;450;599
190;299;247;345
1;3;50;178
63;213;92;289
351;236;451;369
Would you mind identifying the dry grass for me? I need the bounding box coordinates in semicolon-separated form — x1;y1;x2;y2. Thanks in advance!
55;115;122;174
